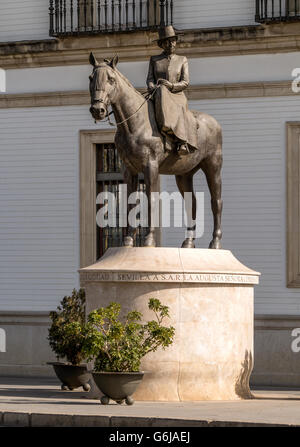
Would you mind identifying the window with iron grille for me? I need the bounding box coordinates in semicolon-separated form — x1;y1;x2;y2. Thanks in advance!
96;143;147;259
49;0;173;37
256;0;300;23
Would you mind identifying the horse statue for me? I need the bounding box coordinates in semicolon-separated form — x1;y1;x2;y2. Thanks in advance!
89;53;223;249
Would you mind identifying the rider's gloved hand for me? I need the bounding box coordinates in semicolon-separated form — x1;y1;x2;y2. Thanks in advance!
147;82;156;93
157;79;174;91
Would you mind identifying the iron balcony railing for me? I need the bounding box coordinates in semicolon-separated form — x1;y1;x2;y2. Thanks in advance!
49;0;173;36
256;0;300;22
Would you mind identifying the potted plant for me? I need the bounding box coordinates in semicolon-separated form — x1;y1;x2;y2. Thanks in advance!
83;298;175;405
47;288;91;391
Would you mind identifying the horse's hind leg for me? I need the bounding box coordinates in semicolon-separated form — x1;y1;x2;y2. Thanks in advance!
200;154;223;249
143;160;159;247
175;174;196;249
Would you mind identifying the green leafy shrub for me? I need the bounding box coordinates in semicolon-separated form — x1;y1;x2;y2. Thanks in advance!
48;288;87;366
83;299;175;372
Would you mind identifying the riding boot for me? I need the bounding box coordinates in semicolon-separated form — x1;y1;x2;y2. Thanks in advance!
163;136;173;152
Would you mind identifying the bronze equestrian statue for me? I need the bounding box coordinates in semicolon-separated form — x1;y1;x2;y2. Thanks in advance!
89;26;223;250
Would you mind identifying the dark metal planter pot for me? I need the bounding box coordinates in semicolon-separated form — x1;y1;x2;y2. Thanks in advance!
92;371;144;405
47;362;91;391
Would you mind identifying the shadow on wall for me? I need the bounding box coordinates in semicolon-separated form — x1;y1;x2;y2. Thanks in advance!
235;350;254;399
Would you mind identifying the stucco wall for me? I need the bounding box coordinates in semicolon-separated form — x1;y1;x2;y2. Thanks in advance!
4;52;298;94
173;0;256;29
0;0;257;43
0;0;50;43
0;105;102;311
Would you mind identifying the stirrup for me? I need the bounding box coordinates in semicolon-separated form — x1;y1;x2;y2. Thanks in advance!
178;144;189;155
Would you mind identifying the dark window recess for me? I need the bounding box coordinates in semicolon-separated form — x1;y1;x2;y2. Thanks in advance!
96;143;147;259
256;0;300;23
49;0;173;37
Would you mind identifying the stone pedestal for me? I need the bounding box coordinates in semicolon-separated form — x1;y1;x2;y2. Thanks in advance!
79;247;260;401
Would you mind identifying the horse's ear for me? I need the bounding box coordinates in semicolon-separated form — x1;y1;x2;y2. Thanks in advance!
110;54;119;69
89;52;98;67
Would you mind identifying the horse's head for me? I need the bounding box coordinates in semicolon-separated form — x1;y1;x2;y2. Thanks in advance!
89;52;119;121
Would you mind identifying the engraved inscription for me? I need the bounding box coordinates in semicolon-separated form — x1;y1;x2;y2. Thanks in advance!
80;271;259;285
81;272;111;281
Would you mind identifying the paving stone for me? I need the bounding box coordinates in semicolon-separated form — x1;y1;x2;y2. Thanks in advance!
151;418;211;427
72;415;110;427
3;412;29;427
31;413;73;427
110;416;154;427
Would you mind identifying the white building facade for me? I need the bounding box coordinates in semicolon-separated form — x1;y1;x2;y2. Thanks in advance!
1;0;300;385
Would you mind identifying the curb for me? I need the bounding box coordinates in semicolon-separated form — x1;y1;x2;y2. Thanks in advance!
0;411;293;427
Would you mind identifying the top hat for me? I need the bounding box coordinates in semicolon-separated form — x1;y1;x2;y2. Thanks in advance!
153;25;178;42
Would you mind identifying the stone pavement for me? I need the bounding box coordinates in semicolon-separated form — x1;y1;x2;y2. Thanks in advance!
0;377;300;427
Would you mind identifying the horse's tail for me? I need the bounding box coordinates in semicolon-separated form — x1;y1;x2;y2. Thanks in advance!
217;124;223;154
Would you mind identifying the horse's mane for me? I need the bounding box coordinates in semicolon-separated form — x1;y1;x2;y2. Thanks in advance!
95;62;144;99
111;65;144;99
117;69;144;98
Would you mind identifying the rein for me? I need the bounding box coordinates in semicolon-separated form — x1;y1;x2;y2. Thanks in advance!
95;85;160;127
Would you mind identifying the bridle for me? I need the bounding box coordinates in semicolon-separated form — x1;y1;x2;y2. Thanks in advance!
91;73;160;127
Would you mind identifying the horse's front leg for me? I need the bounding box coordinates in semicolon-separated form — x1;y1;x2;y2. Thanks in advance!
143;160;159;247
123;169;138;247
175;174;196;249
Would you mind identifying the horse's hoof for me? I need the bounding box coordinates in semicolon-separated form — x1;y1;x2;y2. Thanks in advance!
123;236;134;247
209;239;222;249
181;238;195;249
82;383;91;392
125;396;134;406
101;395;110;405
143;235;156;247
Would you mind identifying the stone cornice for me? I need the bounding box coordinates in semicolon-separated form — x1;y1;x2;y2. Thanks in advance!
0;90;89;108
0;312;50;326
187;81;296;100
1;24;300;69
254;314;300;330
0;80;296;109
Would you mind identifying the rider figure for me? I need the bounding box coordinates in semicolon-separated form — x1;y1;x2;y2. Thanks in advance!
147;26;190;156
